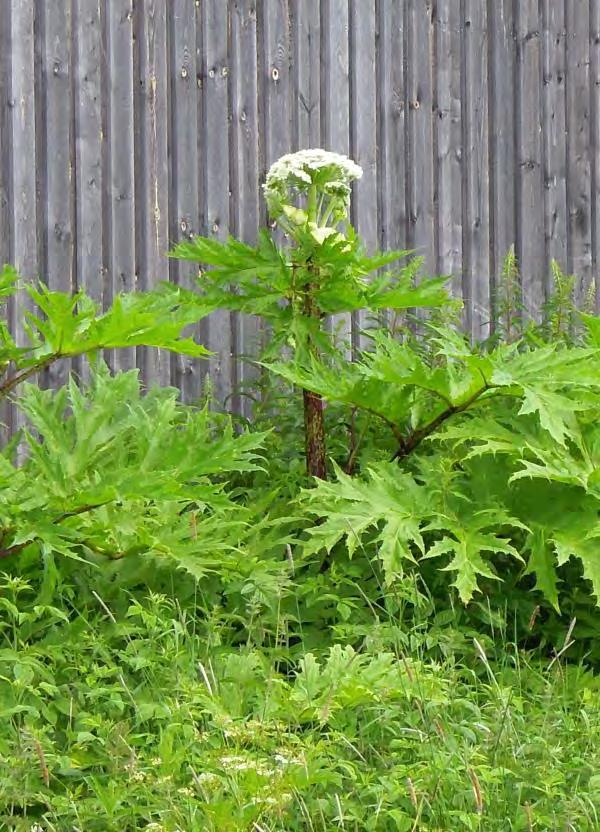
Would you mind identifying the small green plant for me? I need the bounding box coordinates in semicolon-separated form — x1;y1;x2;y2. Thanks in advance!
170;149;448;478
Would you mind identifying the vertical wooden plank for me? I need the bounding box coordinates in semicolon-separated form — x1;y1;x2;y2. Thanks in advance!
168;0;201;401
462;0;490;339
10;1;38;440
38;0;74;390
10;2;38;282
406;0;436;275
321;0;351;348
201;0;233;406
0;3;14;442
135;0;170;387
377;0;407;255
435;0;462;296
487;0;517;318
515;0;545;319
0;3;12;269
591;0;600;310
74;0;104;306
349;0;377;347
541;0;568;282
291;0;320;150
43;0;75;291
107;0;136;371
231;0;261;416
565;0;593;307
261;0;292;166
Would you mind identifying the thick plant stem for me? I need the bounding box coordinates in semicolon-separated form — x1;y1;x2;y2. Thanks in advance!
300;192;328;479
303;388;327;479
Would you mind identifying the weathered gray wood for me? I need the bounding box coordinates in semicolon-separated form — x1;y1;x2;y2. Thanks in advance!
487;0;516;319
516;0;545;319
541;0;568;284
592;0;600;310
349;0;377;348
565;0;593;308
291;0;320;150
107;0;136;371
135;0;171;387
74;0;104;306
261;0;292;166
462;0;490;339
0;5;10;272
0;0;599;414
377;0;406;255
169;0;201;401
201;0;233;406
231;0;261;416
10;1;37;439
406;0;435;277
0;4;12;443
37;0;73;390
434;0;462;296
321;0;351;348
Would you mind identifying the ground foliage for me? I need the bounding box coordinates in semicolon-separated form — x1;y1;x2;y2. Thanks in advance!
0;214;599;829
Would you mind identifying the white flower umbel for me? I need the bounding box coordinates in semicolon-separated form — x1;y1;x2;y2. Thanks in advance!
263;149;362;233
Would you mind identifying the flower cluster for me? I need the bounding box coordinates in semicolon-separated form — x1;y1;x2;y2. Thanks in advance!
263;149;362;220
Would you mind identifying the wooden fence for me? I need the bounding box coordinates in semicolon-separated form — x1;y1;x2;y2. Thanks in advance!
0;0;599;407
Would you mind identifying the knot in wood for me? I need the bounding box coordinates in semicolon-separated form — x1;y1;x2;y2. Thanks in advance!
271;67;279;81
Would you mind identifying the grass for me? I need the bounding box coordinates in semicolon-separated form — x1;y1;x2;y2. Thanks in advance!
1;578;598;832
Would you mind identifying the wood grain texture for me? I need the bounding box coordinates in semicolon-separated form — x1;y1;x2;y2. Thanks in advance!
231;0;261;416
291;0;320;150
435;0;463;295
516;0;545;319
406;0;435;276
201;0;233;406
565;0;593;308
321;0;351;349
350;0;377;348
0;0;598;412
9;1;37;439
591;0;600;310
487;0;516;316
135;0;170;387
107;0;136;371
541;0;568;283
169;0;201;400
377;0;406;255
74;0;104;305
462;0;490;338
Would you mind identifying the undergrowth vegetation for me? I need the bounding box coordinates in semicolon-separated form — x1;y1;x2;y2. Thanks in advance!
0;151;599;830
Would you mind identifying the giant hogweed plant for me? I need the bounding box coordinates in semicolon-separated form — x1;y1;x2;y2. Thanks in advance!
170;149;447;477
278;265;600;609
